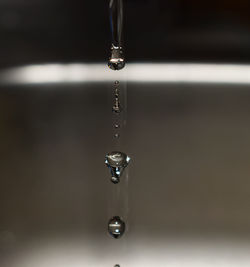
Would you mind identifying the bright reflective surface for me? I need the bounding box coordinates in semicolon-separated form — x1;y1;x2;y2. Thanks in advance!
1;63;250;84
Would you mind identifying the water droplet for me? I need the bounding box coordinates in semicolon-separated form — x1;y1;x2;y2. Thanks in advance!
108;216;125;239
105;151;130;184
114;265;120;267
112;103;122;113
114;133;120;138
112;85;122;113
108;45;125;71
114;124;120;129
114;80;119;86
112;91;122;113
111;176;119;184
106;151;130;168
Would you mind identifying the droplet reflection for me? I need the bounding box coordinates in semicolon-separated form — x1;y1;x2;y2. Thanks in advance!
108;216;125;239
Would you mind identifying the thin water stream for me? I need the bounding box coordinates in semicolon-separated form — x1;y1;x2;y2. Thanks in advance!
106;1;130;266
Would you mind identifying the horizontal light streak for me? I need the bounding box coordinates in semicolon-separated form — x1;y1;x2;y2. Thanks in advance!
0;63;250;85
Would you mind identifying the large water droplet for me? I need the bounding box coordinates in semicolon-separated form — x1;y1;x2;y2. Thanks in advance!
108;216;125;239
105;151;130;184
108;45;125;71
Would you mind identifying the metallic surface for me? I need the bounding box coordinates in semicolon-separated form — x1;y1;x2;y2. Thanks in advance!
0;68;250;265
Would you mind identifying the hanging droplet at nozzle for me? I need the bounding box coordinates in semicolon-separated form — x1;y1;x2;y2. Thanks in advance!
108;216;125;239
108;45;125;71
105;151;130;184
108;0;125;70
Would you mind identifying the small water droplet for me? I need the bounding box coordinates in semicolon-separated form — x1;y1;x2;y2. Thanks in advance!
108;216;125;239
114;133;120;138
114;80;119;86
111;176;119;184
112;104;122;113
105;151;130;184
114;124;120;129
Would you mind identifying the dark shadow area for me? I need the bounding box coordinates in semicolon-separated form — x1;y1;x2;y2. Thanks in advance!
0;0;250;67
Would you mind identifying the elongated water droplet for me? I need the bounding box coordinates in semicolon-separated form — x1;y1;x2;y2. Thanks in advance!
112;91;122;113
108;216;125;239
105;151;130;184
112;101;122;113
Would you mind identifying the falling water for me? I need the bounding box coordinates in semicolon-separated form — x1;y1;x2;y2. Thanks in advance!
105;79;129;266
105;1;130;266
